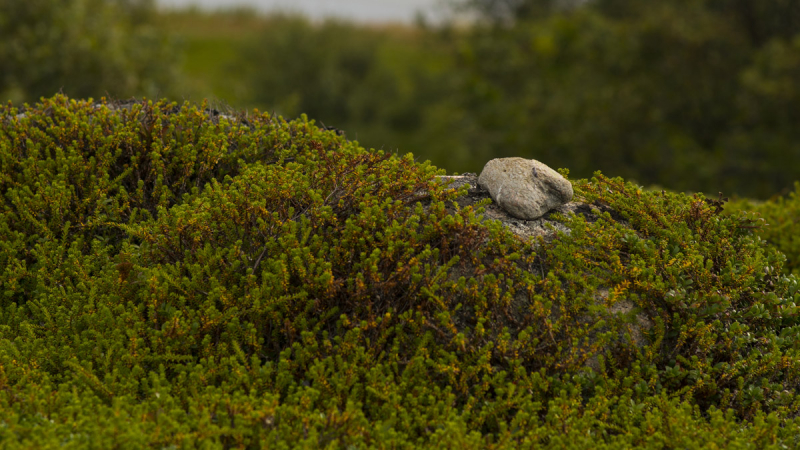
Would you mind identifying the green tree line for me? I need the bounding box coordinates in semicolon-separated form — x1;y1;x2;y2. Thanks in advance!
0;0;179;103
449;0;800;198
3;0;800;198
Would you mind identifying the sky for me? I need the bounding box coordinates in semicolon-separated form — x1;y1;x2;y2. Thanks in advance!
156;0;451;24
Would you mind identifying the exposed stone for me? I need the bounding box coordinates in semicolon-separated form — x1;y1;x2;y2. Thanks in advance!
437;173;617;243
437;172;652;372
477;157;573;220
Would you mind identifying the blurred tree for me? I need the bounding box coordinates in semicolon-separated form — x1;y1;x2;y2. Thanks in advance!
240;16;382;125
202;1;800;196
454;0;584;22
0;0;180;104
437;0;800;197
240;16;459;158
592;0;800;46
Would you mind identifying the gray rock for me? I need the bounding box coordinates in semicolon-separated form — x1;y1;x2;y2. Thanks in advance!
436;173;650;372
477;157;573;220
438;172;572;242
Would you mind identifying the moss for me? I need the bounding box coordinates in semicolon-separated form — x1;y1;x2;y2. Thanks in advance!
1;95;799;448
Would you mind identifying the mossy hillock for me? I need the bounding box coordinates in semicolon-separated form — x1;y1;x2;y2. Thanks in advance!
2;95;800;448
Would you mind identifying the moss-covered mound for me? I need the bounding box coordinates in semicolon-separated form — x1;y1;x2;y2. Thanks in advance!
2;95;800;448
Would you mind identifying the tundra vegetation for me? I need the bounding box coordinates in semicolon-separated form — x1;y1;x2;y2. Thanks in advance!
4;0;800;447
2;96;800;447
4;0;800;198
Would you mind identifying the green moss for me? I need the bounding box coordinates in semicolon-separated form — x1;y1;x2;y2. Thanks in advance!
1;95;799;448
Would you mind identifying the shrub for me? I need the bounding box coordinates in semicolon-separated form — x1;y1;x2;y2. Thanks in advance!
1;95;799;447
0;0;179;104
238;15;460;167
726;183;800;276
437;1;800;198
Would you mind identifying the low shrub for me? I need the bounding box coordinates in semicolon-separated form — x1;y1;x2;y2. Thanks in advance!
1;95;799;448
726;184;800;277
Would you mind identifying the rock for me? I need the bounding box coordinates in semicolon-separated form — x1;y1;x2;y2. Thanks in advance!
477;157;573;220
437;173;651;372
438;173;572;242
437;172;622;243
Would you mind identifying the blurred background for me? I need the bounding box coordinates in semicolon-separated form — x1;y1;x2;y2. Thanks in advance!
2;0;800;199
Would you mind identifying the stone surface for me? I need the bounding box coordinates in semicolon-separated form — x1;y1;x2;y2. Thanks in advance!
436;172;625;243
477;157;573;220
435;173;651;371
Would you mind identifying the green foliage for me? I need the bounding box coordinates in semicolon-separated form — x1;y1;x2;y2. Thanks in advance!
436;0;800;197
238;15;458;162
573;177;800;416
8;2;799;198
0;0;180;104
241;15;383;122
2;95;800;447
165;7;296;109
726;183;800;276
184;1;800;198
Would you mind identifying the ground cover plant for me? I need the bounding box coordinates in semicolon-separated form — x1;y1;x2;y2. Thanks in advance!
726;186;800;277
2;95;800;448
7;1;800;199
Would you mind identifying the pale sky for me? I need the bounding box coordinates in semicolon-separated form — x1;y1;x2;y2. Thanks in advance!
156;0;451;23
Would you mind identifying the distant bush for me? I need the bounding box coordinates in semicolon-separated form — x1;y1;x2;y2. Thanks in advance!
0;0;180;103
2;95;800;447
441;0;800;198
238;15;461;166
219;3;800;198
